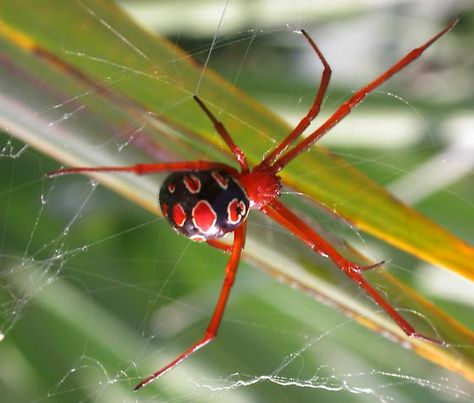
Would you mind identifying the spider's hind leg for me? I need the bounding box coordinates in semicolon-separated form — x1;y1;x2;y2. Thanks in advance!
352;260;386;272
133;224;247;390
341;263;443;345
263;200;443;345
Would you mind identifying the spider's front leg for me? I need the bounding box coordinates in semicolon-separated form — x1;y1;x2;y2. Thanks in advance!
133;223;247;390
270;18;458;172
263;200;442;345
257;29;332;169
193;95;249;173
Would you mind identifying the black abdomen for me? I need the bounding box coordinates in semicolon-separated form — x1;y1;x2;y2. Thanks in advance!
159;170;249;241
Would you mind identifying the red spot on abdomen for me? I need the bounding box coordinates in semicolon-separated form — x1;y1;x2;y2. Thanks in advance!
211;171;229;189
192;200;217;234
183;174;201;194
172;204;186;227
190;234;206;242
227;198;247;224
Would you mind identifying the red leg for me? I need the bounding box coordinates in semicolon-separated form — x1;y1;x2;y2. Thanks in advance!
258;29;332;169
271;19;458;172
207;239;233;254
193;95;249;173
262;200;442;344
47;160;237;177
133;223;247;390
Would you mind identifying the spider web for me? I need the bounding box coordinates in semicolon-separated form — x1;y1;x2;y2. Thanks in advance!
0;1;473;402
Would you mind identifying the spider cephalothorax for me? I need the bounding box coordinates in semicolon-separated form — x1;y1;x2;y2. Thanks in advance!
239;170;282;209
48;20;457;390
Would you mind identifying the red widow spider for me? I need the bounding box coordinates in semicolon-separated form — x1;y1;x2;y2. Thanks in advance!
49;19;457;390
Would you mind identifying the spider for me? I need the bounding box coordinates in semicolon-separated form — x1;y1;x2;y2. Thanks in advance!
48;19;457;390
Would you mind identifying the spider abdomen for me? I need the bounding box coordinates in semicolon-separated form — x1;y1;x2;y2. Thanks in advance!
159;170;250;241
